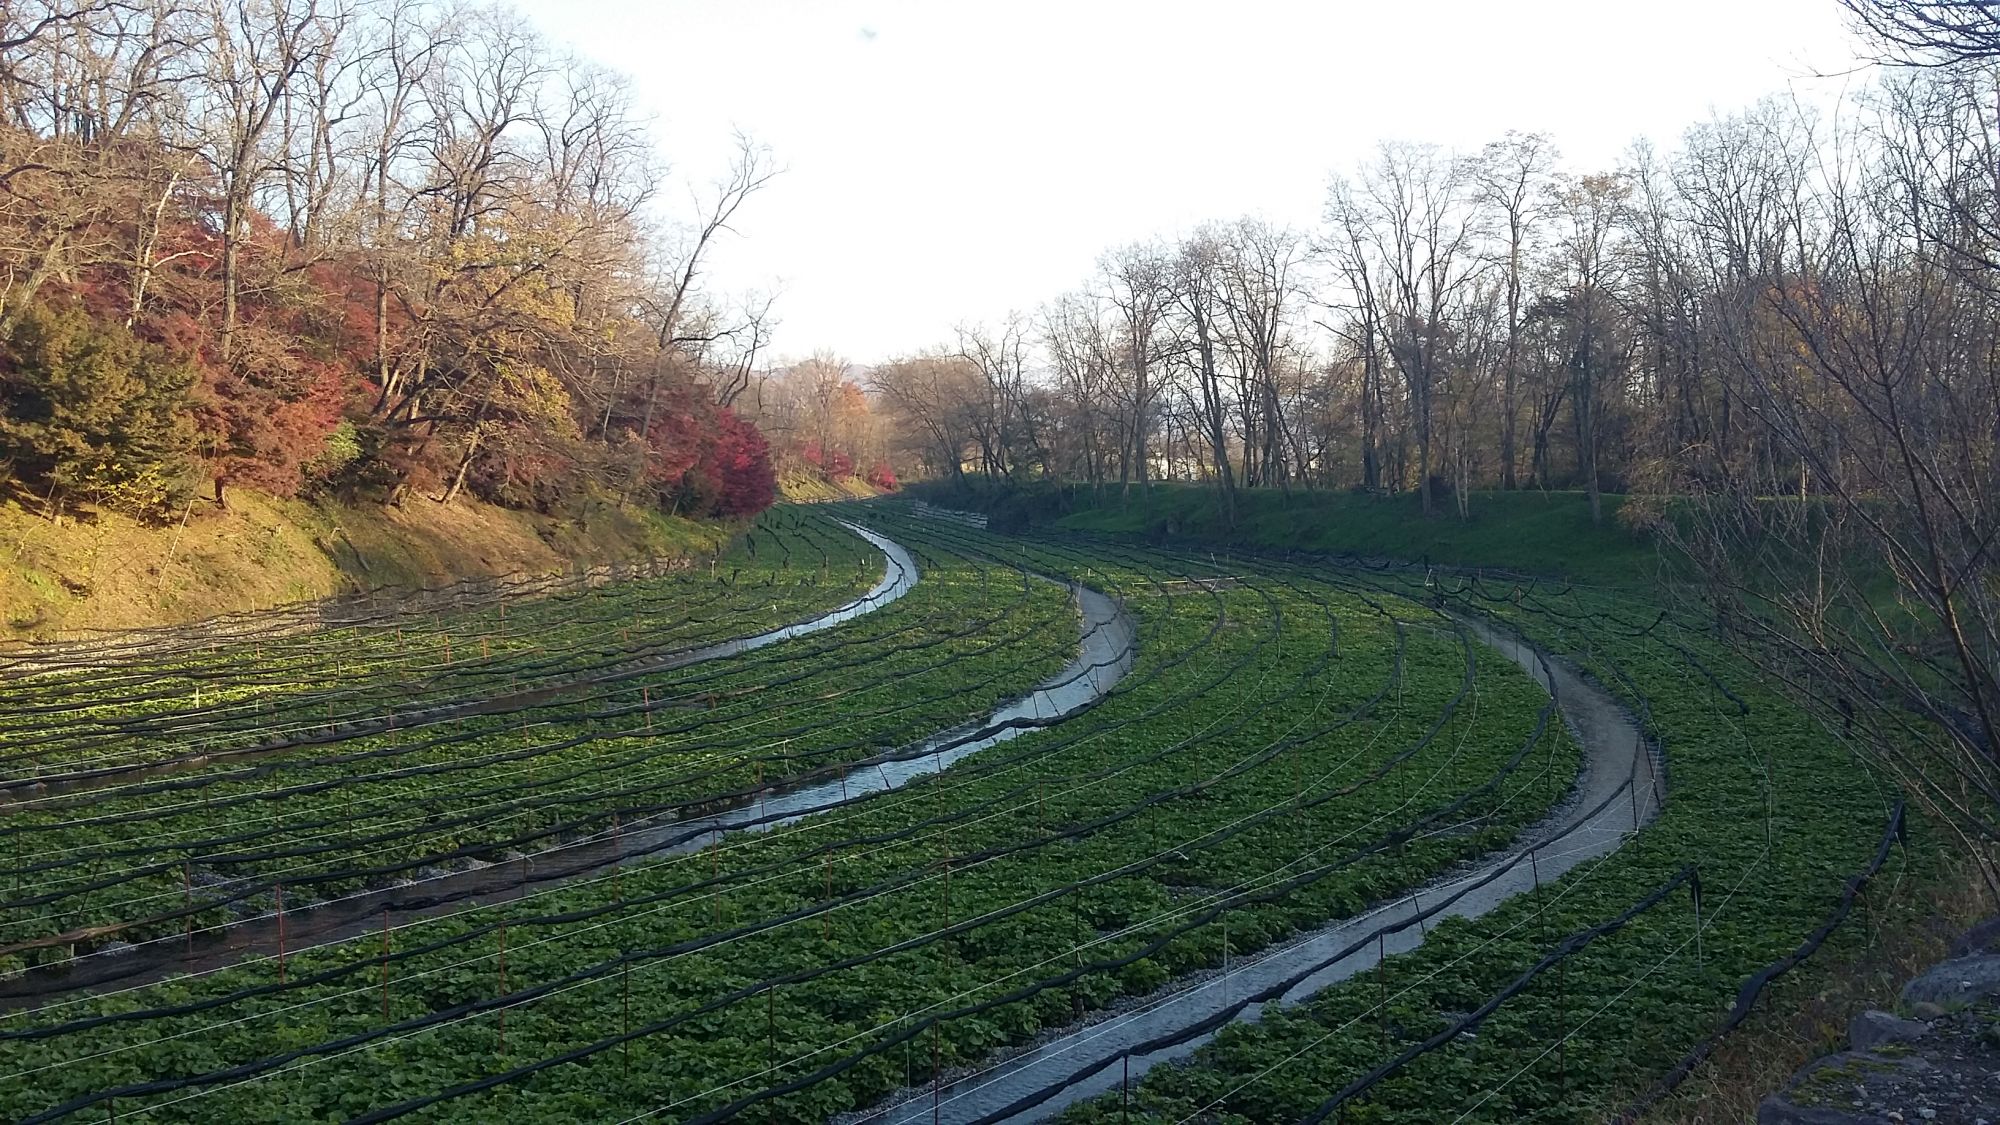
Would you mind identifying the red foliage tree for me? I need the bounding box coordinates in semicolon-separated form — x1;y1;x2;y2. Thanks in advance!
640;381;713;489
193;325;347;506
798;441;854;481
705;407;775;516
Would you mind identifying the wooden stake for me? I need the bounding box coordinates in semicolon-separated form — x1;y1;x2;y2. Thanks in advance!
275;884;286;984
1557;957;1568;1091
380;910;391;1022
1691;869;1705;970
497;922;508;1057
1377;933;1387;1047
1075;945;1084;1019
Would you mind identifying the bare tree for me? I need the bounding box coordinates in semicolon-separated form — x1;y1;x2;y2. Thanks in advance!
1042;291;1116;492
1217;217;1308;491
1321;176;1394;491
1100;241;1171;503
1551;171;1632;524
956;316;1044;478
1169;230;1237;522
354;0;442;398
1841;0;2000;64
1474;130;1558;491
621;132;776;442
872;353;982;481
1630;80;2000;890
1348;142;1487;516
196;0;336;361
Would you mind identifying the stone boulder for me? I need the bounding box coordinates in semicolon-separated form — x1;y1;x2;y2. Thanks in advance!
1848;1009;1930;1053
1900;955;2000;1007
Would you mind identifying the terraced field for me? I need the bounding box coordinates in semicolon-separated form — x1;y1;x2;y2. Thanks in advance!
0;505;1899;1123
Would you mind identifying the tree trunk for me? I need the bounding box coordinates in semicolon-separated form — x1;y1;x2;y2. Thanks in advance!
1361;347;1382;491
1193;317;1236;526
1417;381;1434;517
221;189;243;362
1501;226;1523;490
0;228;69;337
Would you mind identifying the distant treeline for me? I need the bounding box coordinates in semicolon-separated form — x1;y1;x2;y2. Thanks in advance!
870;0;2000;879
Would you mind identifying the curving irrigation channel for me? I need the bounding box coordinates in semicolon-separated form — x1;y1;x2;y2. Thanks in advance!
849;557;1663;1125
0;522;1137;1005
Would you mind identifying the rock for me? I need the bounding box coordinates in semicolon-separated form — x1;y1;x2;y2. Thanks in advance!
1851;1010;1932;1052
1901;956;2000;1007
1756;1093;1894;1124
1956;917;2000;957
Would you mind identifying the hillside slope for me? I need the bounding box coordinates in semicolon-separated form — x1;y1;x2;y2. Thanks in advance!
0;492;734;641
778;469;882;503
908;480;1663;586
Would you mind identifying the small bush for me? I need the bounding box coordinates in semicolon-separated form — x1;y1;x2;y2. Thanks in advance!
0;302;197;516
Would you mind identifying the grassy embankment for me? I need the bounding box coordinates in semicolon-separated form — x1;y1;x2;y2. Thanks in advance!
779;469;883;504
912;480;1660;586
0;491;735;642
2;465;891;641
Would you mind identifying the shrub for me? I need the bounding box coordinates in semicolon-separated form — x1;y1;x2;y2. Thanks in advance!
0;302;197;516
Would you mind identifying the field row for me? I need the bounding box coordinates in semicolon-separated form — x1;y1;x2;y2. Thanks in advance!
1056;544;1897;1123
0;511;1576;1122
0;509;884;782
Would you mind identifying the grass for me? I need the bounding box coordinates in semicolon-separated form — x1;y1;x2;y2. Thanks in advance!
898;477;1977;1124
1630;838;1988;1123
0;489;735;642
908;480;1666;587
779;469;883;504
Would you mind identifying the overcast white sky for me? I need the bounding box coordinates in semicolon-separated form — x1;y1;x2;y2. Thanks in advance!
511;0;1869;363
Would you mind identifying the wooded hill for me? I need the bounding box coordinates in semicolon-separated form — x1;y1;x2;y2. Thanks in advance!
0;0;783;525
